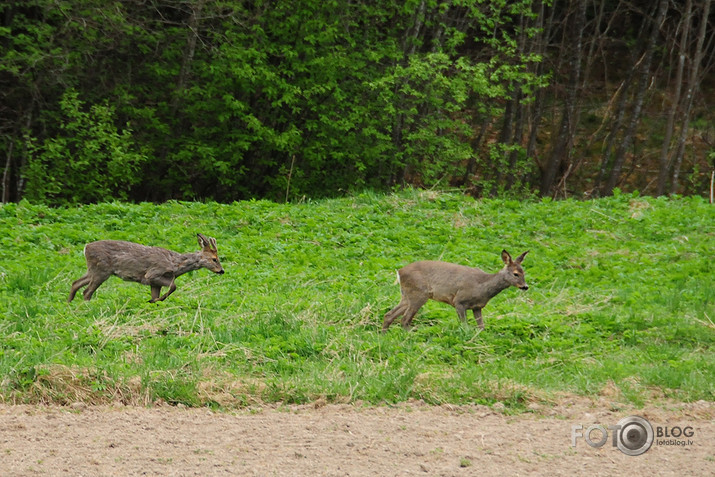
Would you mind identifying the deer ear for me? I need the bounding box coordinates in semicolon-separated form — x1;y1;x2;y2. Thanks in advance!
515;251;529;264
501;250;512;265
197;233;209;248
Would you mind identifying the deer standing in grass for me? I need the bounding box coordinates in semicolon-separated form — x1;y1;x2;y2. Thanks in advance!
382;250;529;331
68;233;224;303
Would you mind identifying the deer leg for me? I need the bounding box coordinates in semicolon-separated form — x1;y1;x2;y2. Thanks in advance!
68;274;91;302
382;301;407;331
82;273;111;301
473;308;484;330
400;296;428;329
149;285;162;303
455;303;468;323
156;280;177;302
400;307;420;330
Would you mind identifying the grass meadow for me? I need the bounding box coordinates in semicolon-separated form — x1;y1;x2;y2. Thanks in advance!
1;190;713;410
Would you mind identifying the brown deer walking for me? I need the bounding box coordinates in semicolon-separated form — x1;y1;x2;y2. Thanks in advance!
382;250;529;331
68;233;224;303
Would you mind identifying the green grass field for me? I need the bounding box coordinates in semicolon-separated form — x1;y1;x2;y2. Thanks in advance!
1;190;713;409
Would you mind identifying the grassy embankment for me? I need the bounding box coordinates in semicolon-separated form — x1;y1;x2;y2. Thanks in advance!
1;190;713;409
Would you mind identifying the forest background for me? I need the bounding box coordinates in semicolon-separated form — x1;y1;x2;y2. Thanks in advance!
1;0;713;205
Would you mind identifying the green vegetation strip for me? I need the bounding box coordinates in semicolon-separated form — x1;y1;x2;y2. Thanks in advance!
1;191;713;409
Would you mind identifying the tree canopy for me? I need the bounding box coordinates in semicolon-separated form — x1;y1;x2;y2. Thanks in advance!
1;0;713;204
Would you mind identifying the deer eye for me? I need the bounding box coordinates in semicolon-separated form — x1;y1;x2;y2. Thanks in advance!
513;272;520;277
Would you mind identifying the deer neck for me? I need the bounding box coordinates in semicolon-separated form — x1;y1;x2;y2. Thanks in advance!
480;270;512;300
174;252;203;276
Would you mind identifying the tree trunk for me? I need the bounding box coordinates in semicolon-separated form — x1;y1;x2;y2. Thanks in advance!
506;89;526;190
595;2;653;194
602;0;668;196
506;10;532;191
170;0;204;117
2;140;12;203
464;117;490;185
392;0;426;185
671;0;711;194
493;90;515;191
539;0;586;196
656;0;691;196
525;1;555;177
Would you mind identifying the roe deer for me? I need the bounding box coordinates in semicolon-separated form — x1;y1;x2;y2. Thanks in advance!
68;233;224;303
382;250;529;331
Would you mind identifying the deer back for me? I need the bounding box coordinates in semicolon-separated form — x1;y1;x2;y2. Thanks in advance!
85;240;180;283
399;261;491;300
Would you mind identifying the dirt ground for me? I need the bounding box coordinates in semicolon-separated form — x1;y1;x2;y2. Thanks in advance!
1;398;713;476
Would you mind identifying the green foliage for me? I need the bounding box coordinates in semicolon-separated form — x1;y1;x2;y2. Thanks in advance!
1;0;547;203
23;90;147;204
0;192;713;408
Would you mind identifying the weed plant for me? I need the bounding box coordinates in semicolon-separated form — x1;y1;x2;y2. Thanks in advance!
1;190;713;409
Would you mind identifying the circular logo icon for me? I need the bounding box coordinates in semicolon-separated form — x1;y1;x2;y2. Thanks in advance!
616;416;654;456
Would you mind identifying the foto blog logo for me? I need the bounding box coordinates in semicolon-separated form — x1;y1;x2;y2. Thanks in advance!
572;416;654;456
572;415;695;456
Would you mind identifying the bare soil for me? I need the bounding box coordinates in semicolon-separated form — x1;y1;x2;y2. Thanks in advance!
1;398;713;476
